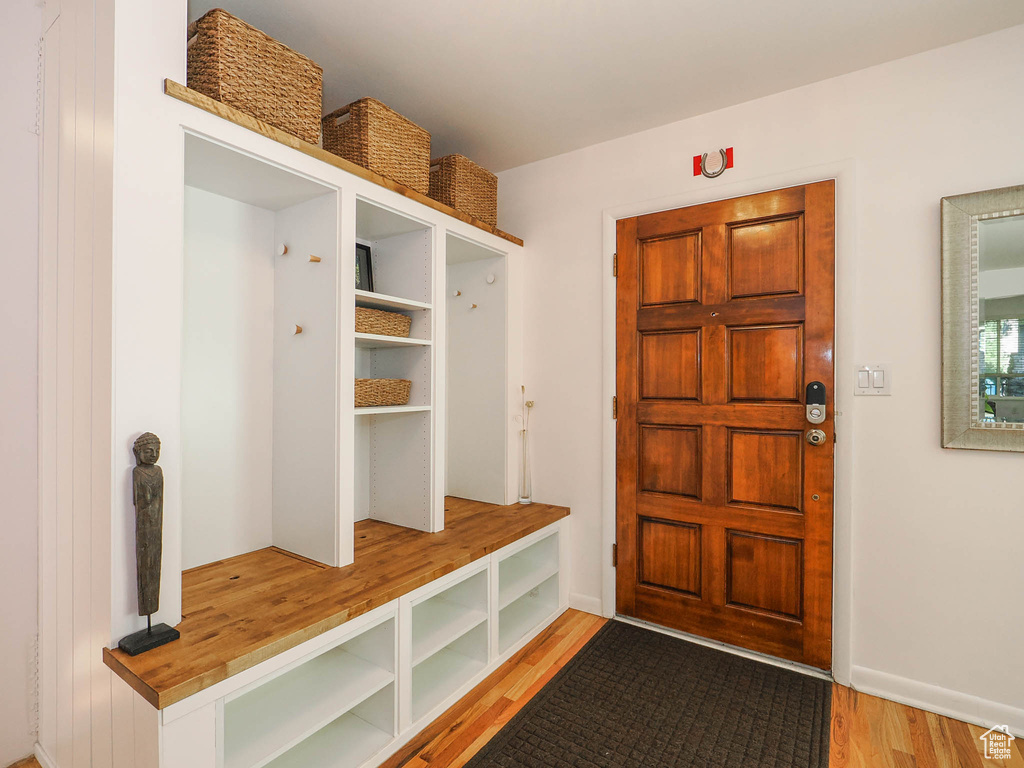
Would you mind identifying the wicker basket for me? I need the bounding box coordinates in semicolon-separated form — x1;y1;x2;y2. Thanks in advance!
322;98;431;193
429;154;498;227
355;379;412;408
355;307;412;338
187;9;323;144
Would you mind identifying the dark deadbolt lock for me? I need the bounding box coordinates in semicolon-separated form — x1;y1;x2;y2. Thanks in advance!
806;381;826;425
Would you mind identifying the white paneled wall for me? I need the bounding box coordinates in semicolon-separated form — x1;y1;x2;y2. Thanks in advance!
0;0;42;764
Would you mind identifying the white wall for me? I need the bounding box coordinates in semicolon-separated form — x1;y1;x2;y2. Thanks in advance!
446;255;507;504
0;1;41;763
182;187;275;570
499;24;1024;731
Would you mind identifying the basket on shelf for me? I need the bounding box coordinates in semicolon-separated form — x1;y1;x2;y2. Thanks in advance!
322;98;431;193
429;154;498;227
355;379;412;408
355;307;412;338
187;9;323;144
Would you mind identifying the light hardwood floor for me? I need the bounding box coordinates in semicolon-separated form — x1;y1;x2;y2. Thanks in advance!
386;610;1023;768
4;757;41;768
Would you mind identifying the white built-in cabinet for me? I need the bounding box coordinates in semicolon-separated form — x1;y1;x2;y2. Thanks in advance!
158;521;568;768
173;129;523;575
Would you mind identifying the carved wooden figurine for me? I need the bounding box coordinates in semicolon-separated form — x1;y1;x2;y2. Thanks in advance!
117;432;180;656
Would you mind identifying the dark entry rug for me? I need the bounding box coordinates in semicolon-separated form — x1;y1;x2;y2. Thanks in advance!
465;620;831;768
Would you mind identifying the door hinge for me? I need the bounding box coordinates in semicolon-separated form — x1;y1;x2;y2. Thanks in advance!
612;395;617;419
613;253;617;277
612;543;618;567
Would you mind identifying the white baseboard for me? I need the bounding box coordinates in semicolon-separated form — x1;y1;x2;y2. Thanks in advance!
851;665;1024;737
568;592;602;616
34;743;57;768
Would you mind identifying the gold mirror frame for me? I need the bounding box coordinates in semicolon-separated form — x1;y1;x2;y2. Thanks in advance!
942;184;1024;450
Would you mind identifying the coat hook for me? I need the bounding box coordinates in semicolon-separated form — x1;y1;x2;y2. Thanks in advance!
277;244;289;256
294;325;303;334
471;303;478;309
309;255;321;263
453;290;461;297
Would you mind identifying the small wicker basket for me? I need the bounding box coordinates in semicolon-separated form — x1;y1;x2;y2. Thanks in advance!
322;98;431;194
355;379;412;408
356;307;412;338
429;154;498;227
187;9;323;144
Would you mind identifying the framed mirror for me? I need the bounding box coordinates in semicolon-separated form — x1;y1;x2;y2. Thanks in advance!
942;184;1024;450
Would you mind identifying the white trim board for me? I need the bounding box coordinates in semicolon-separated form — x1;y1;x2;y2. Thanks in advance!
850;665;1024;738
616;616;833;683
600;159;859;687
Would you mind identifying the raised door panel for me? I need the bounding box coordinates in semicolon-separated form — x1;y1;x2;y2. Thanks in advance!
640;331;700;400
729;216;803;299
639;426;701;499
728;429;802;511
726;531;802;619
639;518;701;596
640;233;700;306
728;325;802;402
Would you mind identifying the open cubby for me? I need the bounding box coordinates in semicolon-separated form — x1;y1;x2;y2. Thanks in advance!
262;683;395;768
499;572;559;654
411;570;488;666
181;133;341;569
224;618;395;768
411;621;488;723
498;532;560;609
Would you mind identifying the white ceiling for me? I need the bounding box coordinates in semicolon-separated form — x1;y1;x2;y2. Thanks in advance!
187;1;1024;172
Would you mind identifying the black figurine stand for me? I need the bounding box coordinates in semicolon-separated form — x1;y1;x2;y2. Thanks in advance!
118;615;180;656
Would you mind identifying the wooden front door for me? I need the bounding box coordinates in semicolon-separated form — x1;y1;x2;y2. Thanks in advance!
615;182;835;669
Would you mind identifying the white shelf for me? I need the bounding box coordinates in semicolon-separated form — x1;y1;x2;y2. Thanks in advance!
498;556;560;610
499;575;559;654
355;332;432;349
224;651;393;768
412;599;488;667
355;405;432;416
355;290;431;313
263;710;393;768
412;647;485;723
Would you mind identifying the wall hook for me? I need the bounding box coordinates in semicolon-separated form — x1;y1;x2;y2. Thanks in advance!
277;244;289;256
486;274;496;284
294;325;303;334
471;303;478;309
309;255;321;263
453;290;462;297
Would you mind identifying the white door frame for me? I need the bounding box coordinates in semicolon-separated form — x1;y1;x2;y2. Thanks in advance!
600;159;858;685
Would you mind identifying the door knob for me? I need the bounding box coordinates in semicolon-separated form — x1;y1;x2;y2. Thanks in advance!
806;429;827;446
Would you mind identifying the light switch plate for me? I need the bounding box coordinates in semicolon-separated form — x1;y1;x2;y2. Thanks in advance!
854;363;891;396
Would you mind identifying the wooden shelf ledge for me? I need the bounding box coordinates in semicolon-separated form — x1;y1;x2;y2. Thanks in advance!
103;497;568;710
164;80;523;248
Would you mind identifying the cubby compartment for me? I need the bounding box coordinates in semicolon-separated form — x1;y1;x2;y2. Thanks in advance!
411;621;488;723
498;531;561;653
411;570;488;666
446;233;509;505
181;133;341;568
262;683;395;768
224;617;395;768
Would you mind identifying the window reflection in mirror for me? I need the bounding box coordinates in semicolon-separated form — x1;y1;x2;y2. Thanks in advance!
978;213;1024;423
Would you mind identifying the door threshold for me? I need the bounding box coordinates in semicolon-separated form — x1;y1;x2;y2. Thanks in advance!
615;615;833;682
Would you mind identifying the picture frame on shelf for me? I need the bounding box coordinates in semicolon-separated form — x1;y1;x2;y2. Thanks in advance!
356;243;374;292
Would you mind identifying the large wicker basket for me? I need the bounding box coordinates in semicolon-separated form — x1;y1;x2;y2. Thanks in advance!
322;98;430;193
355;379;412;408
429;154;498;227
355;307;412;338
187;9;323;144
